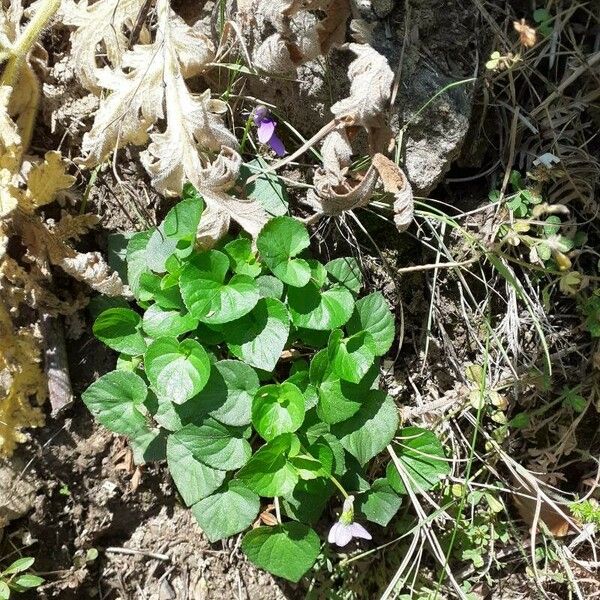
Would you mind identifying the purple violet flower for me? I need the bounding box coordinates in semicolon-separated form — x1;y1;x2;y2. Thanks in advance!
328;495;372;547
253;105;286;157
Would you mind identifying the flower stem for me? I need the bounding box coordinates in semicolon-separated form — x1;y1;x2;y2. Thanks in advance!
329;474;349;499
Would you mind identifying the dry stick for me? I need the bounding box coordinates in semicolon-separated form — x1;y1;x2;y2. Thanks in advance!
105;547;170;561
244;119;341;185
40;312;73;416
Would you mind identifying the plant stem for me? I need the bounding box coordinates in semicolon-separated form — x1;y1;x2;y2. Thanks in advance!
329;474;349;499
1;0;61;88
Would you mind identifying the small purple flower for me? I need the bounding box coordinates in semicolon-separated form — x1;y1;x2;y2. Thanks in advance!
253;105;286;157
328;495;372;547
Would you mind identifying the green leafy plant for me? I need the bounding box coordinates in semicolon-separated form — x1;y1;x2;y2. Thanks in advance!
81;189;447;581
0;557;44;598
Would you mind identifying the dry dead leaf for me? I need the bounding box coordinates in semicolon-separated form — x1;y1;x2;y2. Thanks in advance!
513;19;537;48
330;43;394;127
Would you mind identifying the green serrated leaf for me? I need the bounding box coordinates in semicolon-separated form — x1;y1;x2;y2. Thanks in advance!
82;371;148;436
200;360;259;426
257;216;311;287
347;292;395;356
332;391;398;466
255;274;284;299
166;432;226;506
170;420;250;471
327;329;376;384
223;298;290;371
93;308;147;355
145;337;211;404
356;479;401;526
180;250;259;324
142;304;198;338
287;283;354;330
252;382;306;441
325;257;362;295
191;481;260;542
386;426;450;494
241;523;320;582
237;433;300;496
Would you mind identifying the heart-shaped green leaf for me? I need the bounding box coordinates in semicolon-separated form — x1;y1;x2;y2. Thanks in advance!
237;433;300;496
327;329;377;383
171;420;251;471
180;250;259;324
252;382;306;441
145;337;210;404
195;360;258;426
93;308;147;356
126;230;152;299
82;370;148;436
240;157;289;216
191;481;260;542
287;283;354;330
386;427;449;494
222;298;290;371
142;304;198;338
241;523;320;583
224;238;262;277
332;391;398;466
347;292;395;356
166;432;226;506
356;479;401;526
257;216;311;287
255;275;284;299
325;257;362;295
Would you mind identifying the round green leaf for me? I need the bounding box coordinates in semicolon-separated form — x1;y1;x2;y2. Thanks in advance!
237;433;300;496
252;382;306;441
325;257;362;295
356;479;401;526
327;329;377;384
93;308;147;355
257;216;311;287
166;432;226;506
142;304;198;338
347;292;395;356
386;426;450;494
241;523;320;583
82;370;148;436
287;283;354;330
331;391;398;466
126;230;152;299
191;481;260;542
222;298;290;372
145;337;210;404
255;275;284;299
180;251;259;324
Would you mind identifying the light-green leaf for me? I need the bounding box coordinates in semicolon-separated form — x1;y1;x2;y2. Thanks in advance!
386;427;450;494
331;391;398;466
257;216;311;287
142;304;198;338
201;360;259;426
287;283;354;330
241;523;320;583
325;257;362;295
356;479;401;526
237;433;300;496
327;329;376;384
93;308;147;356
3;557;35;575
240;158;289;216
224;238;262;277
180;251;259;324
145;337;211;404
223;298;290;372
255;275;284;299
347;292;395;356
82;370;148;436
252;382;306;441
126;230;152;299
166;432;226;506
191;481;260;542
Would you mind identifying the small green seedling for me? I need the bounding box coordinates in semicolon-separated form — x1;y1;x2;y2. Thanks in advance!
84;186;449;581
0;557;44;598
